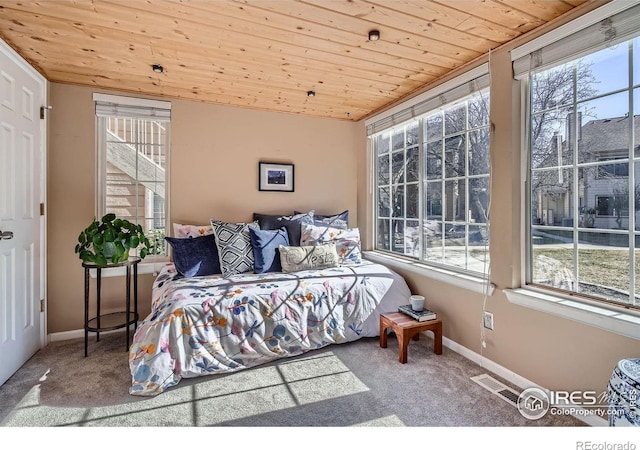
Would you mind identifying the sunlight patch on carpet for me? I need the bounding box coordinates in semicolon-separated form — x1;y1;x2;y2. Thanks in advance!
2;351;370;427
2;384;95;426
350;415;405;427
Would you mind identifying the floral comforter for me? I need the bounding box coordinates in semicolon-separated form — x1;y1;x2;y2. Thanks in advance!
129;261;408;396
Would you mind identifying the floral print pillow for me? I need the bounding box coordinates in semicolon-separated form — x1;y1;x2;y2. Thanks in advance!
300;223;362;266
173;223;214;238
295;210;349;230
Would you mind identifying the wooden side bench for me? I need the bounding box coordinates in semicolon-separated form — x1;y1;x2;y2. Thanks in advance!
379;312;442;363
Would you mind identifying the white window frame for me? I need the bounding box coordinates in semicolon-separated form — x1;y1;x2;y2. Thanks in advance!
93;93;171;277
365;65;494;294
505;0;640;340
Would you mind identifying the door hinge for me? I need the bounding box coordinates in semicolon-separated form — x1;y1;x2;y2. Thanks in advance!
40;299;45;312
40;105;52;119
40;203;44;216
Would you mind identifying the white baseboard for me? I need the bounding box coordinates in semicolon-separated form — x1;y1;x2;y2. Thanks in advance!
48;327;129;343
439;335;608;427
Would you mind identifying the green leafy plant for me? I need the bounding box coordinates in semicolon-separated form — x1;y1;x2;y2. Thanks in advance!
146;228;166;255
75;213;152;266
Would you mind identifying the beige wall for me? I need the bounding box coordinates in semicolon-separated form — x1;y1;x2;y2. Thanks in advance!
355;9;638;396
169;99;361;225
47;83;362;333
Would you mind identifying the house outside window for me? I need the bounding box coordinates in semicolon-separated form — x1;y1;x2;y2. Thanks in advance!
94;93;171;258
371;74;490;275
525;35;640;308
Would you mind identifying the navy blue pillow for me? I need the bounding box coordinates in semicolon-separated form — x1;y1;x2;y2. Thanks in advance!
253;212;310;246
165;234;221;277
249;227;289;273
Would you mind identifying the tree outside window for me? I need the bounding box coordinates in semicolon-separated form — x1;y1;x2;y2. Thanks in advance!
375;88;490;274
528;38;640;307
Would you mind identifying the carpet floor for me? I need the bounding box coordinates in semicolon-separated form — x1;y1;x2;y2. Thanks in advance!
0;331;586;427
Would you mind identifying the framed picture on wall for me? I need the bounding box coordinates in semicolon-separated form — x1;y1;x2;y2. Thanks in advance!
258;162;294;192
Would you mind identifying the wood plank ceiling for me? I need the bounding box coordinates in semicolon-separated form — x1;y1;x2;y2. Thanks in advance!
0;0;593;121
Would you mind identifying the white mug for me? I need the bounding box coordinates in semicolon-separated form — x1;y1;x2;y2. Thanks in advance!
410;295;425;312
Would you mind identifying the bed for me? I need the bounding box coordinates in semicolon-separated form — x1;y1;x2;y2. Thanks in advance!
128;260;411;396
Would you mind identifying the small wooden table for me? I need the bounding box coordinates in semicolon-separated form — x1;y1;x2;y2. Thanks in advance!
379;312;442;363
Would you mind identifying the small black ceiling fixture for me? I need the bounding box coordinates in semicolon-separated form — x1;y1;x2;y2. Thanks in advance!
152;64;164;73
368;29;380;41
307;90;315;97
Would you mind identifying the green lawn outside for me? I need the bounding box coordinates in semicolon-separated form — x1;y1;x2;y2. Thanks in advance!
533;247;638;298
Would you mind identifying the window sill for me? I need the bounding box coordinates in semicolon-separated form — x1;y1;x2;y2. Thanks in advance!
88;259;169;278
363;251;495;295
503;287;640;341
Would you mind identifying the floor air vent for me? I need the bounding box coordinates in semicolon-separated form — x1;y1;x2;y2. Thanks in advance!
471;374;521;407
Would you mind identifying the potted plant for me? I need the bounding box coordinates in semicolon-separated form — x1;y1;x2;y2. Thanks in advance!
75;213;152;266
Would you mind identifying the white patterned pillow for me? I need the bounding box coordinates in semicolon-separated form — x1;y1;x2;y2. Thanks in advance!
300;223;362;266
173;223;213;238
210;219;258;276
279;243;339;273
295;210;348;230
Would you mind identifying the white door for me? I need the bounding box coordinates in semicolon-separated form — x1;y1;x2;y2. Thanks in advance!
0;39;46;387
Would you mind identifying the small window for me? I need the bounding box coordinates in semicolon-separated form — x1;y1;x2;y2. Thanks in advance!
597;157;629;178
595;195;628;217
94;94;171;258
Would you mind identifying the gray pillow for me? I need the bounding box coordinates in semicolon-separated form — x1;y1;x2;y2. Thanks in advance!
278;243;339;273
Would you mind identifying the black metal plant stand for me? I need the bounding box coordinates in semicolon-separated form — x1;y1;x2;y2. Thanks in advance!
82;257;140;357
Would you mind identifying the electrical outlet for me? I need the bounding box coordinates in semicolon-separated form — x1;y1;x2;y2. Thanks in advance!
483;311;494;330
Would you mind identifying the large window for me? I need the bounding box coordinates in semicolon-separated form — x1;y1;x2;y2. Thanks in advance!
373;85;490;275
94;94;170;258
526;36;640;308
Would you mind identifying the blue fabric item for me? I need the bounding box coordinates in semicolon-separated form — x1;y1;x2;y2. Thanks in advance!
165;234;221;277
249;226;289;273
252;212;311;246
